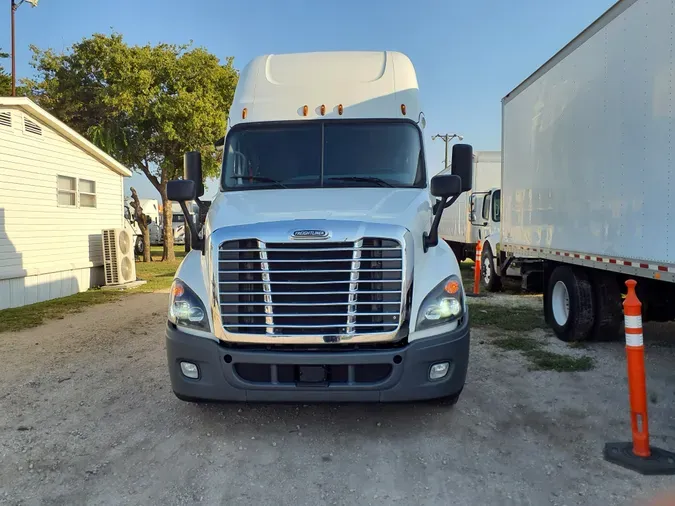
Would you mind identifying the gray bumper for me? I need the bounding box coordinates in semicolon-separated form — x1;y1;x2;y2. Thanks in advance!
166;318;469;403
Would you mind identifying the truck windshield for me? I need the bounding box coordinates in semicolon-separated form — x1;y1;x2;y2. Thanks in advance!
221;121;426;190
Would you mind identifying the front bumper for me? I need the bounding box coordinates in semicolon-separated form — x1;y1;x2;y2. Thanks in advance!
166;318;469;402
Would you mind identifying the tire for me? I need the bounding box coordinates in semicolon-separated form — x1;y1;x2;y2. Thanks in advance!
448;242;466;262
481;244;502;292
134;236;144;256
545;266;595;342
173;391;210;404
589;271;623;341
433;387;463;407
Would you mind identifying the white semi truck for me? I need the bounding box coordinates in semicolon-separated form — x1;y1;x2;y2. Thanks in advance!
439;151;501;261
481;0;675;342
164;51;475;403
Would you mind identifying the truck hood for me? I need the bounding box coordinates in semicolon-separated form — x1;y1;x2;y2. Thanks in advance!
206;187;432;230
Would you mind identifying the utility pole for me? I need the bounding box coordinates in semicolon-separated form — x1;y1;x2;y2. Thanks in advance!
10;0;39;97
11;0;16;96
432;133;463;170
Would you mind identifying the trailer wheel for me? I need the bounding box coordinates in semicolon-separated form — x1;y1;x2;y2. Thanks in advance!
589;271;623;341
447;242;466;262
481;244;502;292
545;266;595;342
134;236;144;256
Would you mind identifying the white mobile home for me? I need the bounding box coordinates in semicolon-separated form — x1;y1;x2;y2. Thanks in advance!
0;97;132;310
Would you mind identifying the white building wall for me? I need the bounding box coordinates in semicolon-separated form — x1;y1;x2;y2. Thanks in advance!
0;106;124;309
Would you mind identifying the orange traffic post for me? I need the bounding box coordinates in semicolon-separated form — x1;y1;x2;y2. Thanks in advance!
473;240;482;295
604;279;675;475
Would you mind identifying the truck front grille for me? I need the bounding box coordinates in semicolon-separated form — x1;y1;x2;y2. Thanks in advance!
218;238;403;336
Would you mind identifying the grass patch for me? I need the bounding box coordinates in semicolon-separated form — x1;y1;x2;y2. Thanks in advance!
460;260;474;288
491;333;594;372
525;349;594;372
493;336;540;351
0;247;186;333
0;290;121;333
469;303;546;331
133;246;186;292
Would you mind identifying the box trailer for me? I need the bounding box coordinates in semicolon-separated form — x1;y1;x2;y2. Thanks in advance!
439;151;501;261
483;0;675;342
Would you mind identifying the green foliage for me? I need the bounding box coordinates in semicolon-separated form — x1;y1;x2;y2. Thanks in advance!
24;33;238;183
0;49;11;96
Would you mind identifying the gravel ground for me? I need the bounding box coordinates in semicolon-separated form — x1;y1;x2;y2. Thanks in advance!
1;292;675;505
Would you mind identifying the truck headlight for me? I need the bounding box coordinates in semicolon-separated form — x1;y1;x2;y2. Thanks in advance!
168;279;210;332
416;275;465;331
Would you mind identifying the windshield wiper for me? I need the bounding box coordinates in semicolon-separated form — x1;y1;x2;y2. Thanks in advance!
229;176;288;189
325;176;394;188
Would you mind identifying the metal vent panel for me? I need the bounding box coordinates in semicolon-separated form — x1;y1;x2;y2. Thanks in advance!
0;111;11;128
218;238;404;337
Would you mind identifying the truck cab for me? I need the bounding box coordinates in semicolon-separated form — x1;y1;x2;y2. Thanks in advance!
164;51;474;403
469;187;501;290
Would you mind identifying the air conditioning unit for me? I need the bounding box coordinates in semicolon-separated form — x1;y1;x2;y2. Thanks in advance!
102;228;137;285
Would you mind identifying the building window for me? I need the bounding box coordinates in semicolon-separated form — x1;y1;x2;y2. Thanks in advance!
79;179;97;208
57;175;76;206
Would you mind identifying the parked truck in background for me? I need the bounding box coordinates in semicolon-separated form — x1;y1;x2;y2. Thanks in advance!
124;197;163;255
482;0;675;342
164;50;475;403
439;151;501;262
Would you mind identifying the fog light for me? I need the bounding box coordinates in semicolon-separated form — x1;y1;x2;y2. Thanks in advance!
180;361;199;379
429;362;450;380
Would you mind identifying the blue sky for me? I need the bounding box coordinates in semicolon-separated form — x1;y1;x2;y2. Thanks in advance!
6;0;615;199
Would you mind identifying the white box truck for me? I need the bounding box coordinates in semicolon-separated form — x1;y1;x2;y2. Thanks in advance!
482;0;675;342
439;150;501;261
163;51;476;403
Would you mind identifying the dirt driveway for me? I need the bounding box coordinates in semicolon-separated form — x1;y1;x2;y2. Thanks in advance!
1;292;675;505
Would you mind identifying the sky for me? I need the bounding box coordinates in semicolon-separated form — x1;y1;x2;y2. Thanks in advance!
5;0;615;200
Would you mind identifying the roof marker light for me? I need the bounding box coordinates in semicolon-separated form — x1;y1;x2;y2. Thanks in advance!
401;104;407;116
303;105;309;117
320;104;326;116
338;104;343;115
242;108;247;119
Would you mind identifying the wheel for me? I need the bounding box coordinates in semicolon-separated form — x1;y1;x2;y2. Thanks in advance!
173;391;210;404
448;242;466;262
433;387;463;407
545;266;595;342
481;244;502;292
589;271;623;341
134;236;144;256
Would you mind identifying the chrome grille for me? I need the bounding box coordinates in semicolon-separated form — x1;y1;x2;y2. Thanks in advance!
218;238;403;336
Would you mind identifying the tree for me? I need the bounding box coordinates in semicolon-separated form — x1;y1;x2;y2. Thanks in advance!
129;187;152;263
23;34;238;260
0;50;11;96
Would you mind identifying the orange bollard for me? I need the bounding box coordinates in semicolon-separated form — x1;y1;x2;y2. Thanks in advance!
623;279;650;457
473;240;482;295
604;279;675;475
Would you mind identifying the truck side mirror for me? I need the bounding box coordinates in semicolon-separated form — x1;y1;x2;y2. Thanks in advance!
424;173;466;253
184;151;204;198
430;173;462;198
167;180;196;202
451;144;473;192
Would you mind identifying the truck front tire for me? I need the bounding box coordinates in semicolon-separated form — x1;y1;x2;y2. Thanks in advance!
481;244;501;292
545;266;595;342
433;387;463;407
